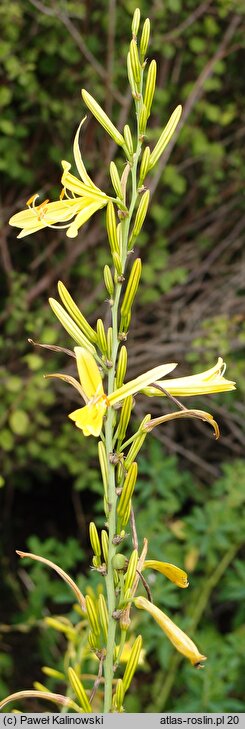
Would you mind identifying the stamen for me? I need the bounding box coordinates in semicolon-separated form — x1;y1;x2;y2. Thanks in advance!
220;362;226;377
26;194;39;208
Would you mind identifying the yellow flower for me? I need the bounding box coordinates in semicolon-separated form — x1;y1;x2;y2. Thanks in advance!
9;119;112;239
134;596;207;667
143;357;235;397
142;560;189;588
68;347;177;437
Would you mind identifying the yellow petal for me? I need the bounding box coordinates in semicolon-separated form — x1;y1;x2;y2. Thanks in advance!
66;200;107;238
143;560;189;588
73;119;100;191
61;161;108;200
9;199;81;236
69;401;106;437
135;597;206;667
74;347;104;400
143;358;236;397
108;363;177;405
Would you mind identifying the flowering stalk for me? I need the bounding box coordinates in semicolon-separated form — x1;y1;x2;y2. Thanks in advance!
4;7;236;715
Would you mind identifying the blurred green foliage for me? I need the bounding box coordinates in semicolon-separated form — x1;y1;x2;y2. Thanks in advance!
1;0;245;713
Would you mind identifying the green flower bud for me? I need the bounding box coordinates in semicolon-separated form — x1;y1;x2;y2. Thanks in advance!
67;667;92;713
110;161;123;199
130;39;141;85
106;201;120;255
82;89;125;147
96;318;107;355
140;18;150;59
98;593;108;641
58;281;97;343
98;441;108;501
149;105;182;169
139;145;150;186
116;345;127;388
129;190;150;247
117;462;138;522
122;635;142;693
101;529;109;564
85;595;100;635
124;414;151;469
116;396;133;442
107;326;112;359
132;8;140;37
49;299;96;354
89;522;101;558
139;104;148;135
113;251;123;276
144;60;157;119
104;265;114;297
124;549;138;592
121;258;142;318
124;124;134;157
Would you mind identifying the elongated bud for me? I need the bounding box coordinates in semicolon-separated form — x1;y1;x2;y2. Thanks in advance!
104;265;114;297
98;441;108;501
110;161;123;199
117;462;138;521
124;414;151;469
106;201;120;256
116;345;127;388
140;18;150;59
116;396;133;442
88;631;99;650
89;522;101;558
85;595;100;636
129;190;150;247
130;39;141;85
144;60;157;119
132;8;140;37
139;145;150;186
113;678;124;711
98;593;108;641
49;299;96;354
121;258;142;318
58;282;97;344
124;125;134;156
67;668;92;713
45;618;75;639
121;500;131;527
139;104;147;136
82;89;125;147
42;667;65;680
101;529;109;564
122;635;142;693
120;311;131;335
107;326;112;359
124;549;138;592
127;52;137;97
149;105;182;169
96;319;107;355
113;251;123;276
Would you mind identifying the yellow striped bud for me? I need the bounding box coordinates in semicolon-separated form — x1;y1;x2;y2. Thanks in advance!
89;522;101;558
130;39;141;85
98;593;108;641
49;299;96;354
88;631;98;650
113;251;123;276
144;60;157;119
132;8;140;37
58;282;97;343
149;105;182;169
104;265;114;297
101;529;109;564
117;462;138;521
33;682;49;693
139;145;150;186
130;190;150;246
124;414;151;469
42;667;65;680
120;311;131;334
127;52;137;97
124;124;134;157
114;678;124;710
121;258;142;318
140;18;150;60
116;396;133;442
122;635;142;692
116;345;127;388
67;667;92;713
139;104;147;135
92;555;100;568
107;326;112;359
85;595;100;636
96;318;107;355
106;201;120;255
110;161;123;199
82;89;125;147
121;500;131;527
124;549;138;592
98;441;108;501
45;618;75;639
